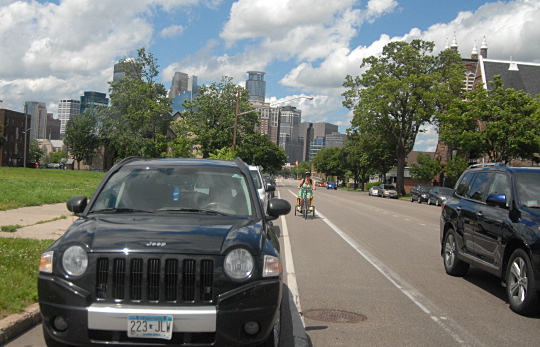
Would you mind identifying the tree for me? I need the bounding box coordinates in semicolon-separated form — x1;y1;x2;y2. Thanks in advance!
291;161;311;179
64;111;101;169
181;77;259;158
28;139;44;163
343;40;464;194
409;153;442;183
443;157;469;187
104;48;173;160
438;76;540;164
237;133;287;174
312;147;346;180
344;131;375;190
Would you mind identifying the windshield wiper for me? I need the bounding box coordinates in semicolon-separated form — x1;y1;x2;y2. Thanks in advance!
90;208;155;214
157;208;230;216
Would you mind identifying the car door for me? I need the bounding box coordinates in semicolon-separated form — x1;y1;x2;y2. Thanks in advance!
474;172;511;266
462;171;493;257
453;172;477;252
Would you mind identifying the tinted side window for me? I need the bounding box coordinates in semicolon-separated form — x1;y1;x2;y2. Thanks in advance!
467;172;492;201
455;172;475;197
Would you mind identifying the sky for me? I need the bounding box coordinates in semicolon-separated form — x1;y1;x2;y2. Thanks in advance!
1;0;539;151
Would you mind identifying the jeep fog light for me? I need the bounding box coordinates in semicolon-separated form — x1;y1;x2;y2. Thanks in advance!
224;248;254;280
243;321;260;335
53;316;68;331
263;255;281;277
39;251;54;273
62;246;88;276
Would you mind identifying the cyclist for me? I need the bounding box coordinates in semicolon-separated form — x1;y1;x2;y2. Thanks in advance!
297;172;316;212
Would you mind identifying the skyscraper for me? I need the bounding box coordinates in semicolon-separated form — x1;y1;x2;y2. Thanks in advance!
279;106;303;164
80;91;108;114
24;101;47;140
246;71;266;103
58;99;80;139
169;72;199;113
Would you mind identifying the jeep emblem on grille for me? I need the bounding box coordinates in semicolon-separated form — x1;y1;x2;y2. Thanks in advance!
146;242;167;247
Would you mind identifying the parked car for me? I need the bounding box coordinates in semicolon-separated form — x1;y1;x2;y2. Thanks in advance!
380;184;398;199
326;181;337;190
38;157;291;346
410;184;433;203
26;162;39;168
440;163;540;315
262;174;276;198
368;185;380;196
249;165;275;212
46;162;61;169
428;187;453;206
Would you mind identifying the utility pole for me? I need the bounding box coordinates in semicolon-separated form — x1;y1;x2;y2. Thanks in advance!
23;103;28;167
232;86;241;152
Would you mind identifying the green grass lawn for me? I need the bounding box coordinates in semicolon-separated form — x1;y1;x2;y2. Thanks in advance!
0;167;105;319
0;167;105;211
0;238;55;319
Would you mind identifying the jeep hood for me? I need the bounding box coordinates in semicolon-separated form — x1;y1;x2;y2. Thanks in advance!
60;215;264;255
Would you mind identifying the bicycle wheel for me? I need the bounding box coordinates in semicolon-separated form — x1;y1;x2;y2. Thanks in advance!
303;200;308;219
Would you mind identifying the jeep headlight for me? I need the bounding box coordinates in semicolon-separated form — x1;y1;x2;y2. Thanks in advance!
62;246;88;276
224;248;254;280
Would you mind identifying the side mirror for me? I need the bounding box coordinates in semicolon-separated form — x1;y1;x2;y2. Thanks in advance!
486;194;507;209
266;198;291;220
67;195;88;214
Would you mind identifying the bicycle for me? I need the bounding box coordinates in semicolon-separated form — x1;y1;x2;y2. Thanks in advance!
295;187;315;219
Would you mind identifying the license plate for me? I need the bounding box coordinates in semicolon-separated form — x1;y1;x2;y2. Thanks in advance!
128;315;173;340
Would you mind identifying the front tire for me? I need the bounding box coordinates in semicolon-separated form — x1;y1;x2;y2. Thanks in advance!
443;229;469;276
506;249;539;315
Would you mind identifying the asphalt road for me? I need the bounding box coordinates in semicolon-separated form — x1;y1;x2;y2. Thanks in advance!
6;178;540;346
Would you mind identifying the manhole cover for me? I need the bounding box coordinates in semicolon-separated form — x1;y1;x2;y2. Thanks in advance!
302;309;367;323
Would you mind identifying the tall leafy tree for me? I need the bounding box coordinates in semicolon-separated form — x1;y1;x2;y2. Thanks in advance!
237;133;287;174
181;77;258;158
439;76;540;164
409;153;442;183
64;111;101;169
343;40;464;194
312;146;346;180
28;139;44;163
104;48;173;159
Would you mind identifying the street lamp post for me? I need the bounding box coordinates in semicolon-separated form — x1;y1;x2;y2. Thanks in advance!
23;104;29;167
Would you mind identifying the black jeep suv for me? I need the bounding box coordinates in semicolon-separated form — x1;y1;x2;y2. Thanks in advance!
440;163;540;315
38;157;291;346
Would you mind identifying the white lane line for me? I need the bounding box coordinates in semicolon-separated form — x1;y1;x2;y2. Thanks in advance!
311;206;484;346
278;190;309;346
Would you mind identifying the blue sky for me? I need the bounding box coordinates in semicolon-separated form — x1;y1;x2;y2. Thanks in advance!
1;0;539;151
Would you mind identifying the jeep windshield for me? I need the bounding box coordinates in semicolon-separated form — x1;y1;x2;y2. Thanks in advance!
90;166;255;216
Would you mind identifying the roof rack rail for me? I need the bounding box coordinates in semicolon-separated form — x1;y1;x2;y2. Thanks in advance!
469;162;506;168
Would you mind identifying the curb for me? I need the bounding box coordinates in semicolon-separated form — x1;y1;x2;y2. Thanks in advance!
0;304;41;345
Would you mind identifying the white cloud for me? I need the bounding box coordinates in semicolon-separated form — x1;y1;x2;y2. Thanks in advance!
160;24;186;38
0;0;207;113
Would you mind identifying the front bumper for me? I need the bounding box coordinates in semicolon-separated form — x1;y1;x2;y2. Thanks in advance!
39;274;281;346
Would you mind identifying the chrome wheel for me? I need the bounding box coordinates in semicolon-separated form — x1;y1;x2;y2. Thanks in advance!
506;249;537;315
443;229;469;276
508;257;527;305
444;233;456;268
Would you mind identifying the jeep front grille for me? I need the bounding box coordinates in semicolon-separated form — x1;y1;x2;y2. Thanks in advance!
95;257;214;303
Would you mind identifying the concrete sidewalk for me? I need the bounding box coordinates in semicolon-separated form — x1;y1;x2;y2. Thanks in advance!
0;203;75;345
0;203;76;240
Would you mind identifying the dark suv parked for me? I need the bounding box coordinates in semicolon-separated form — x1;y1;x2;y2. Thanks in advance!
440;163;540;315
38;157;291;346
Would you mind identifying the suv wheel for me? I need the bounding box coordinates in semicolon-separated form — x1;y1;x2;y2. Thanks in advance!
443;229;469;276
506;249;538;315
410;195;414;202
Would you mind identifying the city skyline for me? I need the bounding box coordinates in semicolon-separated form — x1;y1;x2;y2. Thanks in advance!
1;0;539;151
